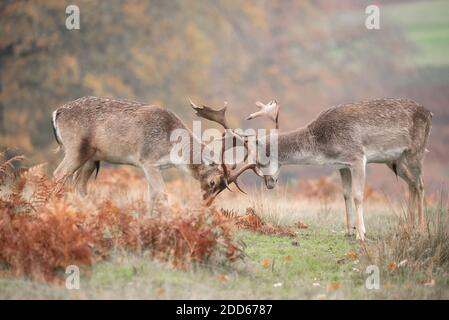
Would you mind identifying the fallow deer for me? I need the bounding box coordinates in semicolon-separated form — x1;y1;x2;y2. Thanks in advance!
246;99;433;241
51;96;254;212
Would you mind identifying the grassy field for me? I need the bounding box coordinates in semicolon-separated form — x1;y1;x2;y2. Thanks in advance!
1;173;448;300
0;227;359;300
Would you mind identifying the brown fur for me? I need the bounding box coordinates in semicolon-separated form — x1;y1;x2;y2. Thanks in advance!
52;96;225;212
258;98;432;240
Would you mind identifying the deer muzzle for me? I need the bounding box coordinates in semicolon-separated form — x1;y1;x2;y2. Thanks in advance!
264;175;277;189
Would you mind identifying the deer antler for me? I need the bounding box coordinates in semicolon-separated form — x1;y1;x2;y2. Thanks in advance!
190;99;246;150
204;162;258;206
190;99;230;129
246;100;280;129
225;163;259;194
189;99;256;194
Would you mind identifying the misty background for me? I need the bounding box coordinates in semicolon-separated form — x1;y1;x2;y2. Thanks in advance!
1;0;448;193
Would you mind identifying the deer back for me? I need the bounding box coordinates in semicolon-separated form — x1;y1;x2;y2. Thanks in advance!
53;96;188;165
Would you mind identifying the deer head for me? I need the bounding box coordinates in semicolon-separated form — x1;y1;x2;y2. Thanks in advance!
189;99;258;206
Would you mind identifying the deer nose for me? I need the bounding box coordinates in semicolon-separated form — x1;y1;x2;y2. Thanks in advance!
264;176;276;189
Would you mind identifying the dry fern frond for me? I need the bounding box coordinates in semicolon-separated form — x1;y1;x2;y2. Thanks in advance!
0;151;25;186
0;154;244;282
0;153;25;175
219;206;296;238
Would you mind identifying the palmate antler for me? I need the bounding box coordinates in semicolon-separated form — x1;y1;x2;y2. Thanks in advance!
189;99;230;129
189;99;250;146
246;100;280;129
189;99;256;194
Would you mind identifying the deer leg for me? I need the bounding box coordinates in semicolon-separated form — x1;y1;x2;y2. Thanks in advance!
73;160;97;196
142;164;167;215
351;159;366;241
54;138;96;192
339;168;356;236
408;185;417;227
387;162;418;227
408;163;425;231
417;175;425;231
53;153;89;190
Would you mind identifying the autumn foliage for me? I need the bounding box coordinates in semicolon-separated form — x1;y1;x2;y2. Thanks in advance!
0;152;243;282
220;207;296;238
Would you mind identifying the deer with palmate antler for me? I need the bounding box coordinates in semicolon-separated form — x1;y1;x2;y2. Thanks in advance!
246;99;432;241
51;96;255;213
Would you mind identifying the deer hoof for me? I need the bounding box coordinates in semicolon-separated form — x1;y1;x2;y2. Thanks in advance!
356;231;366;241
345;232;356;238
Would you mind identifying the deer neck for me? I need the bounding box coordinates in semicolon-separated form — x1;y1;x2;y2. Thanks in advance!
185;134;211;181
277;127;318;165
188;162;210;181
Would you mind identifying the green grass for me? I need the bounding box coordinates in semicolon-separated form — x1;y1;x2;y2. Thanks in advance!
385;0;449;67
243;228;355;282
0;225;361;299
0;211;447;299
1;175;447;299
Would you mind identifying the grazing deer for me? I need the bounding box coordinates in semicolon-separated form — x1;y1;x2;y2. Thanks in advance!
51;96;253;212
247;99;433;240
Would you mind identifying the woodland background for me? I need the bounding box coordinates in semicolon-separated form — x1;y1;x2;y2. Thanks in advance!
1;0;448;193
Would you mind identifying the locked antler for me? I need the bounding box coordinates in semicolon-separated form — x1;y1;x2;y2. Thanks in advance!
190;99;230;129
190;99;257;194
189;99;249;144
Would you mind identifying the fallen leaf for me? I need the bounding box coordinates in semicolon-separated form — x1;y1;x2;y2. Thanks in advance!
387;262;397;272
261;258;271;269
383;282;392;289
273;282;283;288
312;282;320;287
156;288;165;296
295;221;308;229
326;282;341;292
282;255;292;262
336;258;346;264
216;275;228;282
345;251;358;260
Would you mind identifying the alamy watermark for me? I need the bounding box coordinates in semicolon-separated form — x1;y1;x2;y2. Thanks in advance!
66;5;80;30
365;5;380;30
65;265;80;290
365;265;380;290
64;5;381;32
